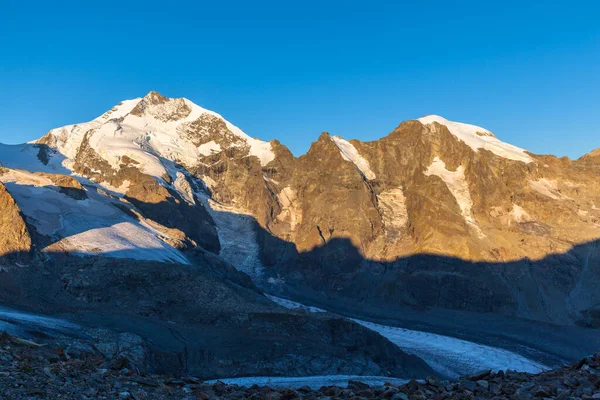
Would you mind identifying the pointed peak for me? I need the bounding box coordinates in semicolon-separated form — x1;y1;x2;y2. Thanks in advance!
143;91;169;104
418;115;495;137
130;91;191;121
417;115;532;163
317;132;331;141
419;114;450;125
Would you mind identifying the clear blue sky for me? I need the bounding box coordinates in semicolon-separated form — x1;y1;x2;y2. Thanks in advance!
1;1;599;158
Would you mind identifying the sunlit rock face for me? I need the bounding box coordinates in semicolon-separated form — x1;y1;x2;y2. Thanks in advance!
1;93;600;327
0;180;31;259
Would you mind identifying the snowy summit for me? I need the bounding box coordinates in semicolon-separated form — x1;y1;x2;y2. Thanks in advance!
418;115;533;163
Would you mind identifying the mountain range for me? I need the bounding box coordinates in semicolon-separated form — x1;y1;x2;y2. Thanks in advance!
0;91;599;380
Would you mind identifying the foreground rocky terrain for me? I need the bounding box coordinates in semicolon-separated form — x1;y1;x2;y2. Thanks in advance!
0;331;598;399
0;253;431;380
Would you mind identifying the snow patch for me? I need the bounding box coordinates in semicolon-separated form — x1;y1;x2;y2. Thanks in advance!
87;122;169;179
35;98;142;162
266;295;326;313
0;177;188;264
377;188;408;237
0;169;55;187
528;179;571;200
511;204;532;223
425;157;483;237
246;138;275;166
47;221;189;264
353;319;547;379
173;172;195;205
97;180;131;196
267;295;547;379
206;375;410;390
331;136;376;180
200;175;217;190
198;194;265;280
275;186;303;230
95;98;143;123
0;307;81;332
0;143;69;174
197;140;222;156
418;115;533;163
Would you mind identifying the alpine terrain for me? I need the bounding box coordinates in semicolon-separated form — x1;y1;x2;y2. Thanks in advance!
0;92;599;395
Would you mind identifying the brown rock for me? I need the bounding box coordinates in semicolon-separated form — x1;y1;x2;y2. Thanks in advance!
0;182;31;258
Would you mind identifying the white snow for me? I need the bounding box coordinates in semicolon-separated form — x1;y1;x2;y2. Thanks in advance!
0;307;80;331
48;221;189;263
511;203;532;223
331;136;376;180
528;178;571;200
197;140;222;156
87;121;169;178
246;138;275;166
266;295;548;379
265;294;327;313
0;143;70;174
95;179;131;196
352;319;547;379
275;186;303;231
206;375;410;389
200;175;217;190
0;173;189;264
173;172;195;205
377;188;408;236
418;115;533;163
30;94;275;182
95;98;143;123
34;98;142;161
0;169;55;187
425;157;484;237
197;193;266;280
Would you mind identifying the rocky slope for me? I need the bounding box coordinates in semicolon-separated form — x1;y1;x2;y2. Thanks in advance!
0;180;31;261
0;330;598;399
0;95;439;379
0;252;432;380
196;115;600;328
2;92;600;328
0;91;599;376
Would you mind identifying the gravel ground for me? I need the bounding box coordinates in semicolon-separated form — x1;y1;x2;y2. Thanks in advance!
0;331;598;399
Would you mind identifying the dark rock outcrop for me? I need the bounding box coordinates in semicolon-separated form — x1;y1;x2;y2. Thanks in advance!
0;253;432;380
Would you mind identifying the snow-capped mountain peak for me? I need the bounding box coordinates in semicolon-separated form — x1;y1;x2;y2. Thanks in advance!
418;115;533;163
35;92;275;180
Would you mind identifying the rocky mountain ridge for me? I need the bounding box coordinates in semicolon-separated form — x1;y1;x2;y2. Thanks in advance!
1;91;599;330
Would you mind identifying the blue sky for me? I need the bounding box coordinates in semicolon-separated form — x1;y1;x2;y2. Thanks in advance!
1;1;599;157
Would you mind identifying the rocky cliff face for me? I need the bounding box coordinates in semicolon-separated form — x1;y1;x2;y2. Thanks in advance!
0;178;31;260
188;111;600;327
2;92;600;328
187;111;600;327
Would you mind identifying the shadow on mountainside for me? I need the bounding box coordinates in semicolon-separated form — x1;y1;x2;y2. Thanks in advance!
2;142;600;371
0;143;70;175
8;180;599;332
0;249;433;380
248;216;600;328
